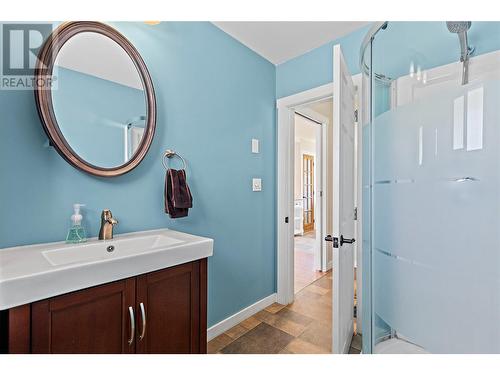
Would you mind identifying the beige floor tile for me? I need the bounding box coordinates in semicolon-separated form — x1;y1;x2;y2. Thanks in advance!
285;338;330;354
307;284;330;296
254;309;278;324
268;316;308;337
255;307;313;337
212;264;362;355
276;308;314;326
295;288;324;302
318;293;332;307
265;302;286;314
224;323;248;340
240;316;261;330
208;333;233;354
220;323;294;354
298;321;332;352
288;294;332;325
313;276;332;290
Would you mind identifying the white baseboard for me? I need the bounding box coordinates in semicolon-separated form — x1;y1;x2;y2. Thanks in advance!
207;293;277;341
322;260;332;272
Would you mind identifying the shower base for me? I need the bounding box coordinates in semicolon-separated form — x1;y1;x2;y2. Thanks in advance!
374;338;429;354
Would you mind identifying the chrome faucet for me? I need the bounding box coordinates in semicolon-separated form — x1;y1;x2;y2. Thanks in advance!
99;209;118;240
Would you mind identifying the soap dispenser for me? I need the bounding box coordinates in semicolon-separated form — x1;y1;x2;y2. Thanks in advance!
66;203;87;243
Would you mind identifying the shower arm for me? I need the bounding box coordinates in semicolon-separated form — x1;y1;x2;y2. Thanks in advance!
458;31;469;85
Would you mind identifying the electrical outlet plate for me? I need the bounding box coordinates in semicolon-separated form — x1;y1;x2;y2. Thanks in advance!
252;178;262;191
251;139;259;153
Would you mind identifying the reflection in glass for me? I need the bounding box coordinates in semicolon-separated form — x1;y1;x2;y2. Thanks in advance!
51;32;147;168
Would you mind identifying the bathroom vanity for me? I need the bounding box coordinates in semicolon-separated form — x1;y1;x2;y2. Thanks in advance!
0;229;213;354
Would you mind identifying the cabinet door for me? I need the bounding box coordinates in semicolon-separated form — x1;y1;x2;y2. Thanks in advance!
135;260;205;353
31;278;136;354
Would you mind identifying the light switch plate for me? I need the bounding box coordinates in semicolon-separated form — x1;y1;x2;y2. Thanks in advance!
252;178;262;192
251;139;259;153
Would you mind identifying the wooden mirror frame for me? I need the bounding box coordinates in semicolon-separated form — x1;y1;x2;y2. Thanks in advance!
34;21;156;177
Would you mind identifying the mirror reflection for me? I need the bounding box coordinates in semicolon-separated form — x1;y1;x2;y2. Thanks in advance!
51;31;147;168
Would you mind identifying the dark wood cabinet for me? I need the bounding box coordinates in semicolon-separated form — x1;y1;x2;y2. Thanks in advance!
1;258;207;354
31;278;136;354
136;262;201;353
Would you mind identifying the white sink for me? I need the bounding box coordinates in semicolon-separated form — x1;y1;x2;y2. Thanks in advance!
0;229;213;310
43;233;184;266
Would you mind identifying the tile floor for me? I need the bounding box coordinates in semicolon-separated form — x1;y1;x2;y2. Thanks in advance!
294;230;325;293
208;271;362;354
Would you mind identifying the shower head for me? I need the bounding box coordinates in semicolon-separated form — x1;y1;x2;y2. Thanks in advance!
446;21;473;60
446;21;473;84
446;21;471;34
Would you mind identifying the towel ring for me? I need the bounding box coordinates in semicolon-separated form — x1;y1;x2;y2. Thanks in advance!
162;149;187;170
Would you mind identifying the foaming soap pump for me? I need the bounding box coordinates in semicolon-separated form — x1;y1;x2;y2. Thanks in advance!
66;203;87;243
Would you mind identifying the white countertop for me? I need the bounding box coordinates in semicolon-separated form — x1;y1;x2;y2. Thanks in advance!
0;228;213;310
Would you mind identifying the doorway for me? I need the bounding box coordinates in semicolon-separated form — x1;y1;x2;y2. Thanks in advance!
293;111;325;294
276;48;363;353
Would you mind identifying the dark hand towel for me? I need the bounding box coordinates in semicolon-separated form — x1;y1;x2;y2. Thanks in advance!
164;169;193;218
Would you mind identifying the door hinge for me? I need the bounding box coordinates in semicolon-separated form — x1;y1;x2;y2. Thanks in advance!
354;109;359;123
285;216;289;223
354;207;358;221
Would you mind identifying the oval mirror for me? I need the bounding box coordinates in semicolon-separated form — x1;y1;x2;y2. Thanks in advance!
35;22;156;177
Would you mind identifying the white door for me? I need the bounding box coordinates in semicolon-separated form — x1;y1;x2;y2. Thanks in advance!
331;44;356;354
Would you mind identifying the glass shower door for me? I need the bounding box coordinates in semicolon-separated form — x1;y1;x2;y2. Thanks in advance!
362;21;500;354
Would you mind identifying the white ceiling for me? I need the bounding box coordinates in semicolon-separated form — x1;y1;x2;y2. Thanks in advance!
212;22;370;65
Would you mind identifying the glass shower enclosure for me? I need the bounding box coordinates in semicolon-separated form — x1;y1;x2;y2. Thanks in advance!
360;21;500;354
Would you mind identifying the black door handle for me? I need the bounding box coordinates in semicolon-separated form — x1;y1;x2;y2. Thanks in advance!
325;235;355;248
325;235;339;248
340;235;355;246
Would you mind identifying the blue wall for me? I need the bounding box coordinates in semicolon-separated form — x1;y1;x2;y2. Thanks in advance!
276;24;372;98
0;22;276;327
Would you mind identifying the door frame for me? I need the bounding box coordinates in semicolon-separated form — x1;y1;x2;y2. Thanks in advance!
276;74;363;333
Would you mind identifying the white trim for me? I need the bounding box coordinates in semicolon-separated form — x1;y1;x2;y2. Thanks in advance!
206;293;277;341
277;87;334;305
277;83;333;109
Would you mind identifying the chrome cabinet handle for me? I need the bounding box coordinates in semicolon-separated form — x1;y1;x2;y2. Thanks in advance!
128;306;135;346
139;302;147;341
